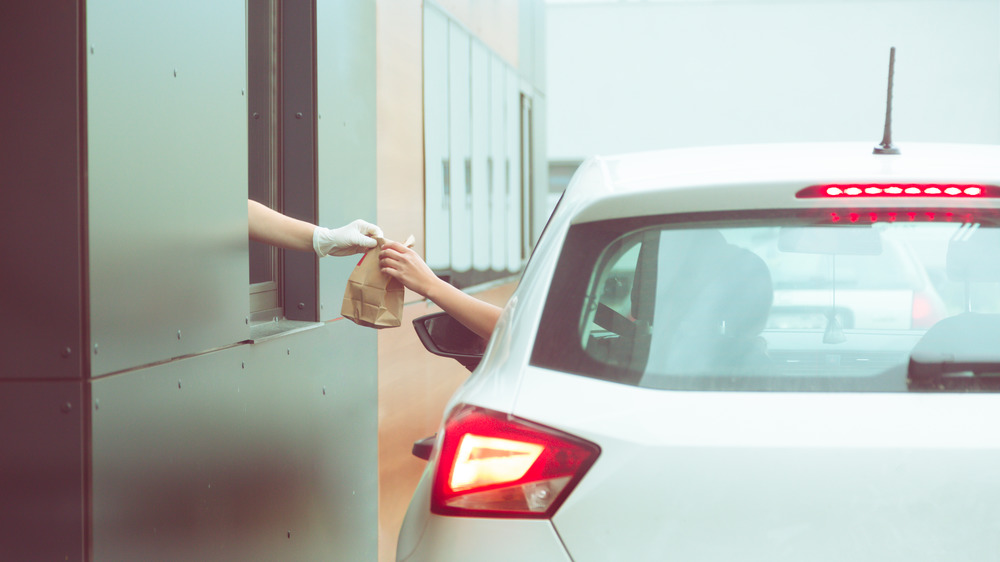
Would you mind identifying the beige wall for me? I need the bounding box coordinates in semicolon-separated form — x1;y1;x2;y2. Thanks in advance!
375;0;424;252
374;0;521;256
374;2;523;560
435;0;519;66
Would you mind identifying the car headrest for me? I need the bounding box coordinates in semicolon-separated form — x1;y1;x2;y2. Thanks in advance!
911;312;1000;362
712;245;774;337
643;242;774;376
634;231;773;340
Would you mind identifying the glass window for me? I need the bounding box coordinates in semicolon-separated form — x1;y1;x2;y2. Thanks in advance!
532;209;1000;392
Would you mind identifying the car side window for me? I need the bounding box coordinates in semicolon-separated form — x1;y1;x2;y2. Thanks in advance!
580;227;775;377
580;235;643;367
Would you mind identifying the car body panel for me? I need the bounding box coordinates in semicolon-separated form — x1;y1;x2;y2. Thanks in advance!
512;368;1000;560
397;466;571;562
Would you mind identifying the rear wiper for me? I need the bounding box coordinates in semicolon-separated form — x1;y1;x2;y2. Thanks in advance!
907;357;1000;392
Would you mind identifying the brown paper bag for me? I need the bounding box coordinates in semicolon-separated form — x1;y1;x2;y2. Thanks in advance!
340;235;415;329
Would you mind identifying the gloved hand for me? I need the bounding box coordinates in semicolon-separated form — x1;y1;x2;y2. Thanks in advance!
313;220;384;257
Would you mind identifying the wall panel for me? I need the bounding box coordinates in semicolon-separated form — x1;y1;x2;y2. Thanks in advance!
0;0;85;380
530;96;549;249
423;5;452;270
507;68;524;272
470;41;492;271
86;0;248;376
0;381;85;561
91;323;378;561
1;5;88;559
448;23;473;272
490;56;509;271
518;0;545;93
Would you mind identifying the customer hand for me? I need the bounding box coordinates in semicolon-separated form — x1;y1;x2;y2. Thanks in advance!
379;241;440;298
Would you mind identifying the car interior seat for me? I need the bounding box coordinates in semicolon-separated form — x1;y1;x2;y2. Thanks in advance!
641;230;774;376
901;225;1000;390
906;312;1000;390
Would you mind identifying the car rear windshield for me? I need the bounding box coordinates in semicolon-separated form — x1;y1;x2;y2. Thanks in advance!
531;209;1000;392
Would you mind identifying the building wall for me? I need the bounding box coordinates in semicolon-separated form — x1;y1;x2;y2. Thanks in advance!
87;0;380;559
547;0;1000;161
3;0;380;559
375;1;545;560
376;0;425;254
437;0;521;65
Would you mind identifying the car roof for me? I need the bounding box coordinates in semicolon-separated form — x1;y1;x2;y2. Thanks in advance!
566;142;1000;223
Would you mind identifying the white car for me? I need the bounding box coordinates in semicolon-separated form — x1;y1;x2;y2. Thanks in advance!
397;143;1000;562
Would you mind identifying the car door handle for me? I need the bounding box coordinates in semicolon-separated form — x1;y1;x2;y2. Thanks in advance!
412;434;436;461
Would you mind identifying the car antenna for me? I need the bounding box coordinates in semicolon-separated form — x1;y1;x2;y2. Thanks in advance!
873;46;901;155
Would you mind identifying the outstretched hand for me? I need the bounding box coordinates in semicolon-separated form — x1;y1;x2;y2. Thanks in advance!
379;241;440;298
379;239;504;340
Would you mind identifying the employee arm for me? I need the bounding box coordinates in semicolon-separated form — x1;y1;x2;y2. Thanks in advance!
248;199;314;252
248;199;382;256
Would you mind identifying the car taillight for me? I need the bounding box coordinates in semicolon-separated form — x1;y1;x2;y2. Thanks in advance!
431;405;600;519
796;184;999;198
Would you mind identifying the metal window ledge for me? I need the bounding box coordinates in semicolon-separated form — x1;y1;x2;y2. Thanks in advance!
248;319;323;343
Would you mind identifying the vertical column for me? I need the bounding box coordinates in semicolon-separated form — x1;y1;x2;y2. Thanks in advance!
448;22;472;273
470;41;491;272
281;0;319;321
506;69;523;272
423;5;451;270
1;1;86;560
490;55;508;272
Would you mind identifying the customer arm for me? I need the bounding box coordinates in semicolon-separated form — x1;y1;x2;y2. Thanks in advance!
379;241;502;340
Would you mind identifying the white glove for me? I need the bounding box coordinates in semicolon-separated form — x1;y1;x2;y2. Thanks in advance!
313;220;384;257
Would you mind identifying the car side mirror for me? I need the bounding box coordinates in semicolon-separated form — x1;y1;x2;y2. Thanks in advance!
412;312;485;371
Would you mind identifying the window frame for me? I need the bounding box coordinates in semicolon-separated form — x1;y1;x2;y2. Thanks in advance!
530;207;1000;392
247;0;319;323
247;0;283;320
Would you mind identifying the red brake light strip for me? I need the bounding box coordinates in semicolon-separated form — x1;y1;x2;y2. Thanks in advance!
796;184;999;199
